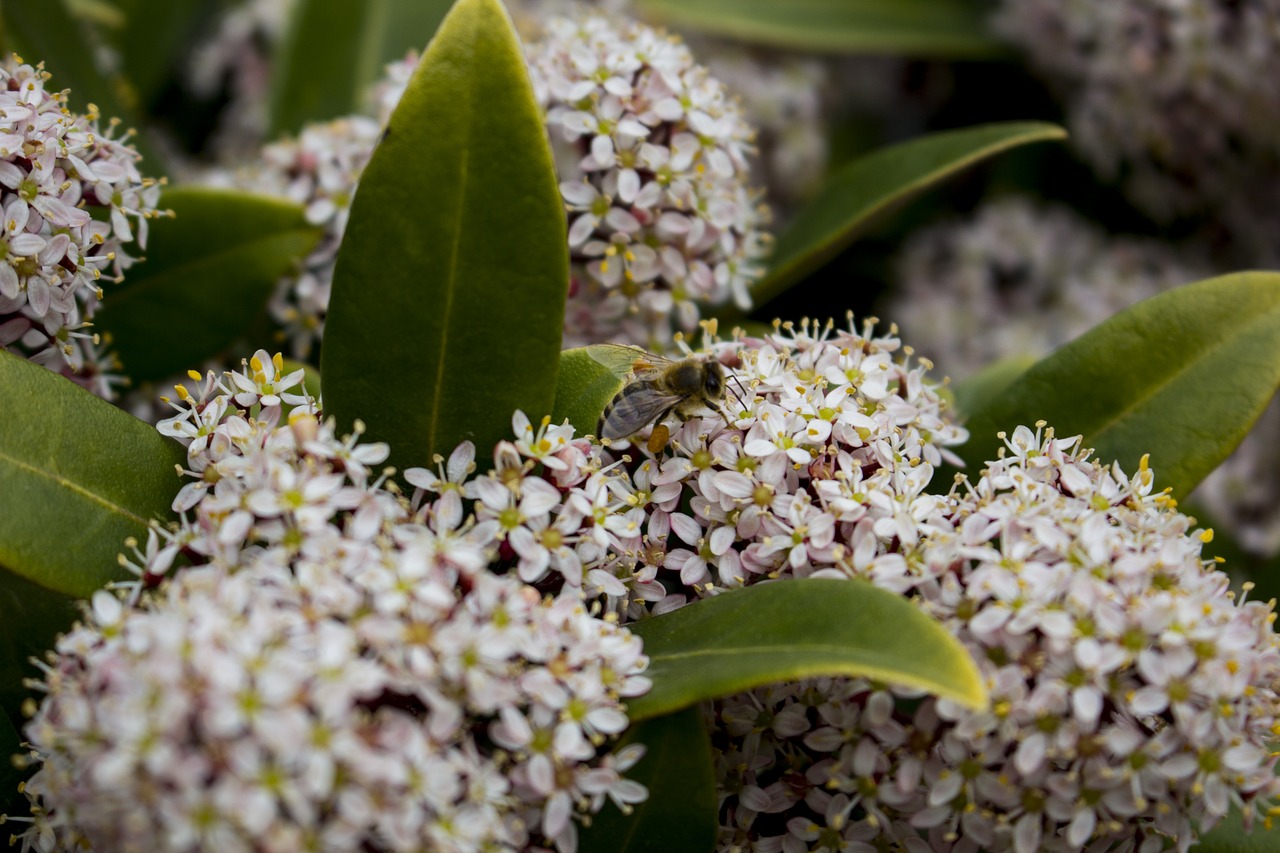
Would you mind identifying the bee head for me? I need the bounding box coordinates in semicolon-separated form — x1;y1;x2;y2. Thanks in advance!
703;361;724;398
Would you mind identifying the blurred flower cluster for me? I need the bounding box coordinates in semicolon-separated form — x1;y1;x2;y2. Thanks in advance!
0;55;165;399
994;0;1280;260
13;353;650;853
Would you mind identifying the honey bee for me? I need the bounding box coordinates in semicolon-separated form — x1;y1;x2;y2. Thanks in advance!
589;344;738;442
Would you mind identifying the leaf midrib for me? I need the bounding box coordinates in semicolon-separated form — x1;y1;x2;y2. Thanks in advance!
426;36;477;456
0;446;152;528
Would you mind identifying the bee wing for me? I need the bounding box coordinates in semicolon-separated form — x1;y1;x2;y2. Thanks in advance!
585;343;673;379
600;384;686;440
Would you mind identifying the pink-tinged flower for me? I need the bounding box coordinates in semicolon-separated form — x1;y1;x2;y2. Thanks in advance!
8;360;650;853
0;56;167;399
524;12;770;349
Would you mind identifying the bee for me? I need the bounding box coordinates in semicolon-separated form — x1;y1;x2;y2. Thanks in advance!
589;344;739;443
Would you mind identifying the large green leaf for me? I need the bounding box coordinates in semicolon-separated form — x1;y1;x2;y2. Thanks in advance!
2;0;166;169
635;0;1005;56
0;352;184;598
268;0;453;137
627;578;987;721
752;123;1066;308
94;187;321;384
958;273;1280;499
1196;806;1280;852
322;0;568;474
579;708;717;853
551;347;629;438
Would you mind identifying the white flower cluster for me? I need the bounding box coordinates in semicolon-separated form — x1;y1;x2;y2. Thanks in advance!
525;13;771;350
993;0;1280;225
701;47;828;208
217;116;381;359
0;56;165;399
887;196;1204;381
12;351;650;853
708;425;1280;852
578;318;969;617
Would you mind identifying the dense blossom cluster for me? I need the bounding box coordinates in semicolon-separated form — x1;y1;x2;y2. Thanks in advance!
708;425;1280;852
11;352;650;853
993;0;1280;232
886;195;1280;556
887;196;1203;381
0;56;165;399
213;117;380;358
525;14;771;350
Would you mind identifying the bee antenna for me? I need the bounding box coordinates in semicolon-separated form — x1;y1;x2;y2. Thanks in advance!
728;371;750;413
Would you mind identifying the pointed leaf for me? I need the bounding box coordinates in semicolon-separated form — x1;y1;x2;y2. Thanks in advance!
579;708;717;853
753;123;1066;307
551;347;631;437
1196;806;1280;852
958;273;1280;499
627;577;986;721
3;0;166;169
268;0;453;136
0;352;184;598
635;0;1006;57
322;0;568;474
94;187;322;384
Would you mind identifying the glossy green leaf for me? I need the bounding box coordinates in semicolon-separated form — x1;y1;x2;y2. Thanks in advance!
0;352;185;598
1196;806;1280;852
753;123;1066;307
552;347;630;438
958;273;1280;499
94;187;322;384
579;708;717;853
322;0;568;474
2;0;166;169
268;0;453;136
634;0;1005;56
627;578;987;721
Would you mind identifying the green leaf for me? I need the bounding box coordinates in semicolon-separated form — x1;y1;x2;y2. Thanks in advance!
627;577;987;721
551;347;632;437
634;0;1006;57
951;354;1037;418
579;708;717;853
94;187;322;384
752;123;1066;308
0;351;185;598
110;0;206;107
1196;806;1280;852
322;0;568;475
958;273;1280;500
3;0;167;169
268;0;453;137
